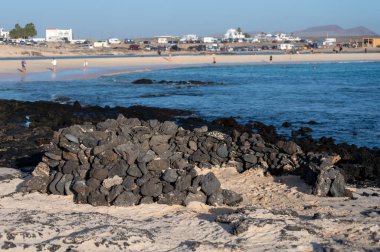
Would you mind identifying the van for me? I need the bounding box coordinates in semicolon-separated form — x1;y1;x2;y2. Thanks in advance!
108;38;121;44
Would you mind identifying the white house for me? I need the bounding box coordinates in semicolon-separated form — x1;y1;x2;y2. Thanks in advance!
156;36;178;44
278;43;295;50
93;40;110;48
46;28;73;42
323;38;337;47
180;34;198;43
224;29;245;40
203;37;217;43
0;28;9;39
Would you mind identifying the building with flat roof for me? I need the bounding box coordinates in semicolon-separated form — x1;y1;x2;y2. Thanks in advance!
0;28;9;39
363;38;380;48
46;28;73;42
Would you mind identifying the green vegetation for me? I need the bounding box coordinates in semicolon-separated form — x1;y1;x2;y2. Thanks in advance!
236;27;250;38
9;23;37;39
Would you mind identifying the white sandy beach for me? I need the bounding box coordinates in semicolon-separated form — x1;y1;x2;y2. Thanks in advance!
0;53;380;80
0;167;379;251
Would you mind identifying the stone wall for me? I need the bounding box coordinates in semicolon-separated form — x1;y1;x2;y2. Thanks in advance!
19;114;348;207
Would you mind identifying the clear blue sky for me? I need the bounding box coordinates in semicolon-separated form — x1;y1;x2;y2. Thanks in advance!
2;0;379;39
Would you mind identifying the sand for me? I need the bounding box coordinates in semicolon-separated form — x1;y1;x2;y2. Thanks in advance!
0;167;379;251
0;52;380;80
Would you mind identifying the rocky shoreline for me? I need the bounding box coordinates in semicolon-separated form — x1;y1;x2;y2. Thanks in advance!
0;99;379;189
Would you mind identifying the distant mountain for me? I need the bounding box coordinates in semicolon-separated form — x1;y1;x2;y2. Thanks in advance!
294;25;377;37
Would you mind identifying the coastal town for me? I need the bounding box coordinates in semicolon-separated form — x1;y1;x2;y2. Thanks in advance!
1;25;380;57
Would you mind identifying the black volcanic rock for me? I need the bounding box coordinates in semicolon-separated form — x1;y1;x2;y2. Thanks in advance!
132;79;154;84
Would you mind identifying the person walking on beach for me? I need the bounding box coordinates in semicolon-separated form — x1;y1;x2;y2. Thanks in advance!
51;58;57;72
83;60;88;69
269;55;273;63
21;60;27;73
212;55;216;64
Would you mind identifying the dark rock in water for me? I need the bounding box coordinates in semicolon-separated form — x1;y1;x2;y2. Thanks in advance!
300;127;313;134
200;173;221;196
132;79;154;84
212;117;239;128
222;189;243;206
282;122;292;128
307;120;318;125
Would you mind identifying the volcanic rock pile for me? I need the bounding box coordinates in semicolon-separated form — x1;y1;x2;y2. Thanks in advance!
19;114;348;207
19;115;244;207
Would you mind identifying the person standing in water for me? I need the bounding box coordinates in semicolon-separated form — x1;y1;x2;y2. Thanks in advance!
21;60;27;72
51;58;57;72
269;55;273;63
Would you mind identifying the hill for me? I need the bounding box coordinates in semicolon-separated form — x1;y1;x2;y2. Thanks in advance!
294;25;377;37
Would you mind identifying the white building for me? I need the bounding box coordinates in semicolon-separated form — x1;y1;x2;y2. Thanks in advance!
323;38;337;47
93;40;110;48
0;28;9;39
224;29;245;40
180;34;198;43
203;37;217;43
278;43;295;50
156;36;178;44
46;28;73;42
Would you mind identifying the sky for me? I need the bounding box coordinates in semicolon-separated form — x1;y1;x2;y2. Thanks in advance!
1;0;379;39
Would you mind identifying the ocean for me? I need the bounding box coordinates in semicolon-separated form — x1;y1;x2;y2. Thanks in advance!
0;61;379;148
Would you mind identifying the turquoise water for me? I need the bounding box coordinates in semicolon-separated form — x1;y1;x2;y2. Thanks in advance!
0;62;379;147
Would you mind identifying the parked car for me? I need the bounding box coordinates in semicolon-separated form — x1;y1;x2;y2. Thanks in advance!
129;44;140;50
124;39;135;44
